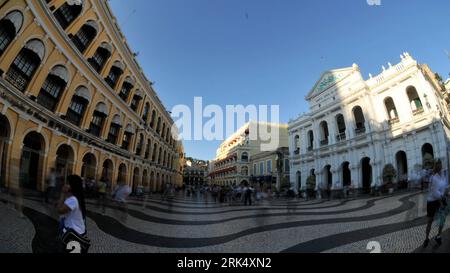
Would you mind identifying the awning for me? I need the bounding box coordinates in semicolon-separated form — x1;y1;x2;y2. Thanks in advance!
74;86;91;101
124;124;135;134
4;10;23;34
123;76;135;86
49;65;69;82
112;60;124;71
112;115;122;126
85;20;99;33
134;89;143;98
99;42;112;53
24;39;45;61
95;102;108;115
67;0;83;5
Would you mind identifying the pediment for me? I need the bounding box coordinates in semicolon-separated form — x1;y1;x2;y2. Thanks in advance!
306;66;355;100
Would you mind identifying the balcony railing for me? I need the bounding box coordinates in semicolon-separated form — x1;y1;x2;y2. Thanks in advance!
5;67;28;92
355;126;366;135
336;132;346;141
412;107;424;116
307;146;313;151
294;148;300;155
320;139;329;146
388;117;400;125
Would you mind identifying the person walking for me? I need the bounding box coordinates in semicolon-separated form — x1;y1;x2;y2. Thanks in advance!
45;168;58;204
423;160;448;248
97;177;107;215
57;175;90;253
162;182;171;200
244;183;253;206
212;185;219;203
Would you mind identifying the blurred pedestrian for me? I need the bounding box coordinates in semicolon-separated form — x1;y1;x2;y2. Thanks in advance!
423;160;448;248
244;183;253;206
97;177;107;215
57;175;90;253
45;168;58;204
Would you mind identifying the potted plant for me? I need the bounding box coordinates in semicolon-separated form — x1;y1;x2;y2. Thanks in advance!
382;164;397;194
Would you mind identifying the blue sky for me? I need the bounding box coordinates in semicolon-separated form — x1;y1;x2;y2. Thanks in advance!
109;0;450;160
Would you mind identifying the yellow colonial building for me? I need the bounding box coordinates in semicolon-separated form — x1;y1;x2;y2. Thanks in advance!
209;121;288;186
0;0;184;193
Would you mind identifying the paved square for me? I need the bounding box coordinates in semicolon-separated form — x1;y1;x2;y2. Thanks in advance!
0;190;449;253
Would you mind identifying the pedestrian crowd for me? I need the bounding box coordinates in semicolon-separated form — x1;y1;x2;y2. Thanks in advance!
33;158;450;253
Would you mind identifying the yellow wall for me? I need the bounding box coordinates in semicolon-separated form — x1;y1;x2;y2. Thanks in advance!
0;0;183;192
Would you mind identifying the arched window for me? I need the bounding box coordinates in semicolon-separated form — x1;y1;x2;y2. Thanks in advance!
144;139;151;159
241;166;249;176
6;39;44;92
294;135;300;154
161;123;166;138
407;86;424;115
142;102;150;122
53;1;83;29
307;130;314;151
150;110;156;128
384;97;399;123
320;121;329;146
118;77;134;102
0;11;23;56
166;127;170;142
151;143;157;162
89;102;108;137
335;114;346;141
65;86;90;126
121;124;134;150
158;147;162;164
107;114;122;144
156;117;161;133
37;65;68;111
117;163;127;184
241;152;248;162
105;61;124;89
88;42;111;73
352;106;366;135
130;90;142;111
135;134;144;156
71;21;97;53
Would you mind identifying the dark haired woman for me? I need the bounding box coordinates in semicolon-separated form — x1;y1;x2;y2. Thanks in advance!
57;175;88;252
423;160;448;248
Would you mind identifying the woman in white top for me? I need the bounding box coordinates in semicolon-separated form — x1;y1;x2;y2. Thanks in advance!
57;175;87;236
423;159;448;248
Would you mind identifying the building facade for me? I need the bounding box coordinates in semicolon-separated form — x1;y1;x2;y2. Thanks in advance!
249;147;290;190
183;157;208;186
288;53;450;194
0;0;183;193
209;121;288;187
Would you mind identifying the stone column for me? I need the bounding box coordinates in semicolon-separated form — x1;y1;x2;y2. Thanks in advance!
345;105;356;139
350;163;360;189
331;168;340;190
